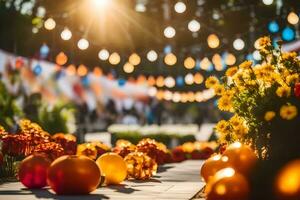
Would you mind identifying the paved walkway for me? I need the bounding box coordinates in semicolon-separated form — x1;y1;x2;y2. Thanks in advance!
0;160;205;200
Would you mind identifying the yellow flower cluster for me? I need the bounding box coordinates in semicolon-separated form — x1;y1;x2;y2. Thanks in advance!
215;115;249;143
205;36;300;146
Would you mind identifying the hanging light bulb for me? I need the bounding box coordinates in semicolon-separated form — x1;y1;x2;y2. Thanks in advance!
184;57;196;69
253;50;262;61
164;76;176;88
164;26;176;38
98;49;110;61
207;34;220;48
233;38;245;51
200;57;211;71
164;90;173;101
226;53;236;65
147;50;158;62
129;53;141;66
123;62;134;73
194;73;204;84
287;12;299;25
44;18;56;30
156;76;165;87
55;52;68;66
61;28;72;40
172;92;181;103
77;64;88;76
77;38;89;50
66;64;76;76
109;52;121;65
164;53;177;66
188;20;201;32
148;87;157;97
185;73;194;85
148;76;156;86
174;2;186;14
93;67;103;77
262;0;273;5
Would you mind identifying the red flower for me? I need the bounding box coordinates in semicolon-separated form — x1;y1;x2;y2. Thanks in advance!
294;83;300;98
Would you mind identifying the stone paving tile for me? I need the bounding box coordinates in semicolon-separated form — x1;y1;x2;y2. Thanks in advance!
0;160;205;200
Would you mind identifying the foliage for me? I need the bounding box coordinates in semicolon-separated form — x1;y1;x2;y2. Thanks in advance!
207;36;300;159
0;80;23;131
37;102;76;134
111;132;196;147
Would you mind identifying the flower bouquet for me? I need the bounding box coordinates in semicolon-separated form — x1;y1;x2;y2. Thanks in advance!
206;36;300;162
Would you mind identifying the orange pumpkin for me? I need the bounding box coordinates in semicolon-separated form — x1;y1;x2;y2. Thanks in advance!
200;154;231;182
18;154;51;189
206;168;250;200
47;155;101;195
223;142;257;176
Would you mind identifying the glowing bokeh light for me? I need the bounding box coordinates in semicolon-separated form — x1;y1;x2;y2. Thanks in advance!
61;28;72;40
147;50;158;62
164;26;176;38
109;52;121;65
174;2;186;13
77;38;89;50
207;34;220;49
98;49;110;61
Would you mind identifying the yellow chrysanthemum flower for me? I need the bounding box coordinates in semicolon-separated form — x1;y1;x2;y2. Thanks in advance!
216;120;230;134
225;66;238;77
229;115;244;128
205;76;219;89
239;61;253;69
264;111;276;121
280;105;298;120
286;74;299;85
282;52;297;61
258;36;271;50
218;96;233;112
276;86;291;98
213;84;225;96
219;132;238;143
234;125;249;138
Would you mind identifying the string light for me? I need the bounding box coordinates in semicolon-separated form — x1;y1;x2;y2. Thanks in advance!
233;38;245;51
200;57;211;70
77;64;88;76
147;50;158;62
282;27;295;41
185;73;194;85
188;20;201;32
207;34;220;48
129;53;141;66
148;87;157;97
109;52;121;65
93;67;103;77
98;49;110;61
253;50;262;60
66;64;76;76
44;18;56;30
164;26;176;38
164;53;177;66
225;53;236;65
61;28;72;40
164;90;173;101
184;57;196;69
156;76;165;87
164;76;176;88
55;52;68;66
174;2;186;14
148;76;156;86
77;38;89;50
123;62;134;73
287;12;299;25
262;0;273;5
194;73;204;84
172;92;181;103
